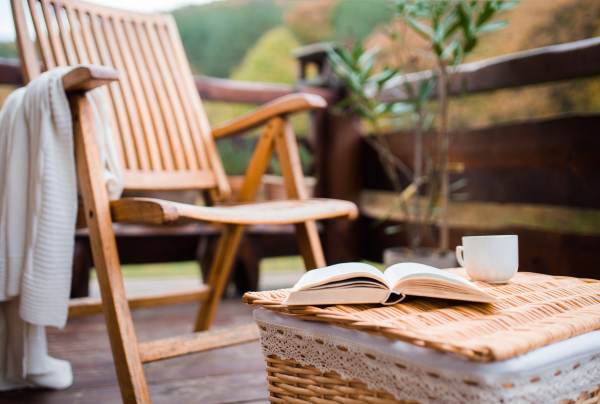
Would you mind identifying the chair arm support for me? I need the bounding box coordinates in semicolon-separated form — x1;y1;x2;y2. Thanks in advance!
211;93;327;139
110;198;180;225
63;65;119;93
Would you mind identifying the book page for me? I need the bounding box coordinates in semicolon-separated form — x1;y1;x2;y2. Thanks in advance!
384;262;485;292
292;262;387;292
284;287;391;306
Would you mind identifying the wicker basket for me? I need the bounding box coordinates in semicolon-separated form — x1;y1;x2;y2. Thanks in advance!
266;355;600;404
245;270;600;362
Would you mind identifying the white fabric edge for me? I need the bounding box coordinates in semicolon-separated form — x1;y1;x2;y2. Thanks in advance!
254;308;600;376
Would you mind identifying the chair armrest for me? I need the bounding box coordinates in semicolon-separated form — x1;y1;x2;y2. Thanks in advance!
211;93;327;139
63;65;119;93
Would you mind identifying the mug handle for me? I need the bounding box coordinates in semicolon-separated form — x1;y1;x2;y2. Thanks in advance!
456;246;465;267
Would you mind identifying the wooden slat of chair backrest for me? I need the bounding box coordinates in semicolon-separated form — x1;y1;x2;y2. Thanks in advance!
11;0;231;199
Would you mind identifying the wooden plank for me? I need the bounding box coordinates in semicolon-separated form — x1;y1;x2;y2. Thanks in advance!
77;9;126;167
54;2;79;65
10;0;41;83
275;119;326;270
360;214;600;281
27;0;56;69
61;64;118;92
89;12;136;170
156;21;203;170
319;112;364;265
68;285;211;317
193;124;279;331
211;93;327;139
113;16;162;171
102;14;151;171
194;225;245;332
383;36;600;101
122;169;218;191
71;93;150;404
195;75;293;104
138;324;260;363
142;20;188;171
361;114;600;209
65;4;89;64
3;299;267;404
39;0;68;66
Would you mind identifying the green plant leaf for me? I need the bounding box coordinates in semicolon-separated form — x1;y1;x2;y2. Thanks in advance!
498;1;520;12
357;45;380;67
477;20;509;33
405;16;434;40
334;97;354;110
338;46;356;67
373;102;389;116
368;67;400;85
355;103;375;122
390;102;415;115
418;77;436;105
440;38;460;61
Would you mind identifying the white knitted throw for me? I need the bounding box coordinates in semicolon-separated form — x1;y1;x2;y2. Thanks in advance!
0;66;123;390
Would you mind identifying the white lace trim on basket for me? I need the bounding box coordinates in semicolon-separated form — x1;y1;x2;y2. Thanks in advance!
256;317;600;404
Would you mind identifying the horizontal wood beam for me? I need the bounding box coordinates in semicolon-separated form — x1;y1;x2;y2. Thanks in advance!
195;75;292;104
360;215;600;280
68;285;211;317
0;57;334;104
195;75;337;105
138;324;260;363
0;57;24;86
382;36;600;101
212;93;327;138
361;114;600;209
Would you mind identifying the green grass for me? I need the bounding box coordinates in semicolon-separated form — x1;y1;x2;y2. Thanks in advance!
91;261;201;279
91;257;386;279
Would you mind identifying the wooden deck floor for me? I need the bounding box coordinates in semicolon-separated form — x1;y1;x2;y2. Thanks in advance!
0;298;269;404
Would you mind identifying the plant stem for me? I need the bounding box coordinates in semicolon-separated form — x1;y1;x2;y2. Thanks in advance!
412;107;424;252
437;61;449;251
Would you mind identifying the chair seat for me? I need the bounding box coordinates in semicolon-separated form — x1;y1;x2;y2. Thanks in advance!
110;197;359;226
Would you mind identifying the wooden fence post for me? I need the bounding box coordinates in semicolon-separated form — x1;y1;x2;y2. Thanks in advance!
294;45;363;264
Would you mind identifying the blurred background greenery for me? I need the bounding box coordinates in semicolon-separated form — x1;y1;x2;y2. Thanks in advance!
2;0;600;129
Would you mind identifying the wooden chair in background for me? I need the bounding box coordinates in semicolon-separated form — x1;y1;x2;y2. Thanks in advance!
11;0;358;402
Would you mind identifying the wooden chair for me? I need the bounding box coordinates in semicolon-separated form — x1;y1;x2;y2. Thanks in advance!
10;0;358;402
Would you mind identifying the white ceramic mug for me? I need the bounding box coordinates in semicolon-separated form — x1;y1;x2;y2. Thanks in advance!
455;235;518;283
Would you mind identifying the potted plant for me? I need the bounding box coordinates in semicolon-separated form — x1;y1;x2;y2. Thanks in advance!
328;0;519;268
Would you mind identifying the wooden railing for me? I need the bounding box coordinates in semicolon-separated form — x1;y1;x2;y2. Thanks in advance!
382;36;600;100
0;56;337;105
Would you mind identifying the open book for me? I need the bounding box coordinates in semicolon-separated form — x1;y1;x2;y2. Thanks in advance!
283;262;498;306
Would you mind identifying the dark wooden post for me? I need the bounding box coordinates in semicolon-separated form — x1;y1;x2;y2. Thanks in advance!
293;44;363;264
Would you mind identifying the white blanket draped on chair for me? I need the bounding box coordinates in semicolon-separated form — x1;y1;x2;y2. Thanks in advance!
0;66;123;391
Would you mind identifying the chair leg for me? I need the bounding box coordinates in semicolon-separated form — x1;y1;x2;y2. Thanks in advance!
195;224;245;332
295;221;326;270
274;118;327;271
72;95;150;404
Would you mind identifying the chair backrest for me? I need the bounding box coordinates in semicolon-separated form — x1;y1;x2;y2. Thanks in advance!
11;0;231;199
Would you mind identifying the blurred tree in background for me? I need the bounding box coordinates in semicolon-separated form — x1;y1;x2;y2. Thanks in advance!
172;0;282;77
0;42;18;59
231;27;301;84
285;1;335;44
328;0;393;43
